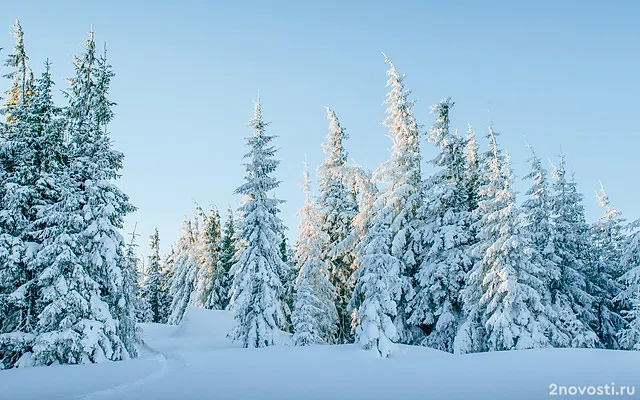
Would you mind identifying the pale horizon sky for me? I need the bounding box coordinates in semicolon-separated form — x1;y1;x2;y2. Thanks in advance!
3;0;639;260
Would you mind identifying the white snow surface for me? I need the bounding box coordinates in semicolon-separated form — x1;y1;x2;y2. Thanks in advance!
1;307;639;400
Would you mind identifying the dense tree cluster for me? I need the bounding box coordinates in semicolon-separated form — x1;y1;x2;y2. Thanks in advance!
2;21;638;370
0;22;139;368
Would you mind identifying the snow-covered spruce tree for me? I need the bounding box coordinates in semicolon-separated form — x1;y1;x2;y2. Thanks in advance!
0;59;65;368
228;98;289;348
119;225;143;347
276;232;294;330
142;228;166;322
316;107;358;344
348;166;380;247
616;221;640;349
589;184;626;348
168;218;199;324
462;126;554;352
342;166;380;263
292;165;338;345
617;228;640;304
619;291;640;350
29;32;138;366
126;227;152;324
338;165;380;336
219;208;236;310
157;249;174;322
0;20;36;340
190;206;208;308
364;55;423;343
2;20;33;122
520;144;576;347
196;207;225;310
349;215;402;357
463;125;481;213
549;154;598;347
409;99;474;352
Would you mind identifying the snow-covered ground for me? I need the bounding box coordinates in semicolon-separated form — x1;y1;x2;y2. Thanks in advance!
1;307;639;400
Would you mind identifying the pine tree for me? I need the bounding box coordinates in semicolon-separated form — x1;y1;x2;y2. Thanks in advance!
589;184;626;348
0;57;64;368
462;127;554;352
291;165;338;345
316;107;358;344
337;165;379;339
520;144;572;347
0;20;36;340
342;165;380;266
158;249;174;322
619;291;640;350
142;228;165;322
2;20;33;121
29;31;138;366
279;232;297;332
291;280;323;346
228;98;288;348
349;216;402;357
197;207;225;310
522;145;560;290
549;154;599;347
168;218;199;324
409;99;474;352
129;230;152;324
463;125;481;213
117;225;142;356
219;208;236;310
616;221;640;349
362;55;423;343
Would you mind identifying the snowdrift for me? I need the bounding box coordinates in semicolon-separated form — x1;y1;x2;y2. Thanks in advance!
1;307;639;400
170;307;234;339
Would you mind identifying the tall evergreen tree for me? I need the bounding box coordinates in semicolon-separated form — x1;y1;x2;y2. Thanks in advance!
129;229;152;324
142;228;165;322
520;144;574;347
0;58;64;368
2;20;33;121
621;292;640;350
338;165;379;338
228;98;288;348
616;221;640;349
279;232;296;331
460;127;554;352
196;207;225;310
0;20;37;342
219;208;236;310
168;218;199;324
316;107;358;344
409;99;474;352
118;225;142;352
349;216;402;357
292;165;338;346
30;31;138;365
158;249;174;322
463;125;481;213
589;184;626;348
549;154;599;347
362;55;423;343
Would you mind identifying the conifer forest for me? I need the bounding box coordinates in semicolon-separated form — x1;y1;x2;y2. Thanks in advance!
0;16;639;397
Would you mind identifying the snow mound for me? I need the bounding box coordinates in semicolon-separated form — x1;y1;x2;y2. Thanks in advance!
170;307;234;339
169;307;291;345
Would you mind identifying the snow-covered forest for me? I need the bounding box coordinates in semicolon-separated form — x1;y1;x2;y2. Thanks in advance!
1;17;639;379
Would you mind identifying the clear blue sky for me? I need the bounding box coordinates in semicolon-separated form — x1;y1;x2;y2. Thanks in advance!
4;0;639;260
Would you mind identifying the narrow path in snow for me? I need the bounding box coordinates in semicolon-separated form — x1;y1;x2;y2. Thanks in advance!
74;327;189;400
